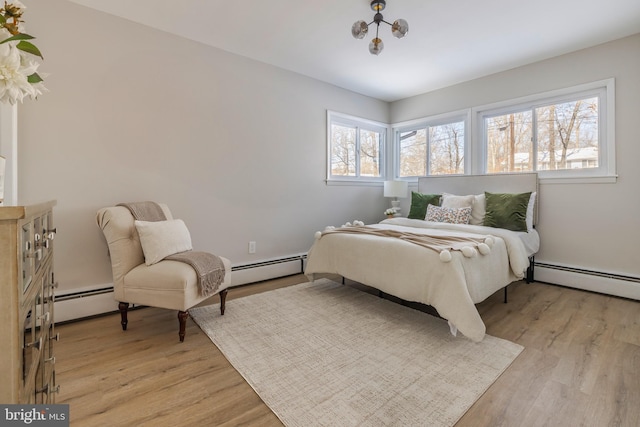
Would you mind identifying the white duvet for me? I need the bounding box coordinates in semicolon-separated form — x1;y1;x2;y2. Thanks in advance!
304;217;534;342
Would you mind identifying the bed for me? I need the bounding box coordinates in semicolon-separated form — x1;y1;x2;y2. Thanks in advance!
305;173;539;342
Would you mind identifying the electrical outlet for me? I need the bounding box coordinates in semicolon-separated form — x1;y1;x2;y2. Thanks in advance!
248;241;256;254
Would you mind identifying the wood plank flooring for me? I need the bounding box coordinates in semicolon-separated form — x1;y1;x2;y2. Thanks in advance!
55;275;640;426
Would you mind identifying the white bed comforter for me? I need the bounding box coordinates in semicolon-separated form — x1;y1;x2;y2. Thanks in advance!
304;218;532;342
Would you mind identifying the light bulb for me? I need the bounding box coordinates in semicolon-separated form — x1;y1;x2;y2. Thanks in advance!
392;19;409;39
369;38;384;55
351;20;368;39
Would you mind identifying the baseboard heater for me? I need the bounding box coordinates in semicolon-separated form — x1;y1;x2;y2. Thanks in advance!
534;261;640;301
55;253;308;322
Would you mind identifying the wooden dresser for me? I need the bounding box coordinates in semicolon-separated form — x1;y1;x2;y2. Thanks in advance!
0;200;59;403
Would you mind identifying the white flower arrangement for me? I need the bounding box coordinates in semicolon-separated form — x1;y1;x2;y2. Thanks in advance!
384;207;398;216
0;1;46;104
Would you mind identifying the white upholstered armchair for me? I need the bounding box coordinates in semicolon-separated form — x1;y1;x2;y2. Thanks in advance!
96;203;231;341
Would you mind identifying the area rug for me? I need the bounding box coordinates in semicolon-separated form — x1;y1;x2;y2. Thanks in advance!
190;279;523;427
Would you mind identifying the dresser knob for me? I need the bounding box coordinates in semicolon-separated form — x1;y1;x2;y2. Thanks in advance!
27;337;42;350
26;249;42;260
50;333;60;341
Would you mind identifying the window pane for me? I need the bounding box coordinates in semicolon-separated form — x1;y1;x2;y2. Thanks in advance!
429;121;464;175
536;97;598;170
330;124;356;176
485;111;533;173
359;129;382;177
399;129;427;177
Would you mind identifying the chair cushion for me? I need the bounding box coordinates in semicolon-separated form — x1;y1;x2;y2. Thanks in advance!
123;256;231;311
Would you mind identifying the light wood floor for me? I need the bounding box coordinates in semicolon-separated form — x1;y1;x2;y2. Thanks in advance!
55;275;640;426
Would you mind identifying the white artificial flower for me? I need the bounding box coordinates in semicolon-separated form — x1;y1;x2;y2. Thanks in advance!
10;1;27;10
0;43;39;104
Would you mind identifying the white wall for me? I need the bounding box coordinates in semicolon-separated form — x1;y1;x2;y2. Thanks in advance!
391;34;640;287
18;1;390;293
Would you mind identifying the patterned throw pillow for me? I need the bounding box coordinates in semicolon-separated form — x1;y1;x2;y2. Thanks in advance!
425;204;472;224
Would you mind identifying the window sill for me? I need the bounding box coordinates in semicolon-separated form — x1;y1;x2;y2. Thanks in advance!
539;174;617;185
325;179;384;187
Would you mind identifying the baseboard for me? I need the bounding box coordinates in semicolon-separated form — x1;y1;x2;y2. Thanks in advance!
231;254;306;286
535;262;640;301
55;286;120;323
54;254;308;322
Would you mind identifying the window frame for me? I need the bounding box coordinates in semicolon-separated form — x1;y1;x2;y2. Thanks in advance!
391;109;471;182
326;111;388;184
472;78;616;183
326;80;615;186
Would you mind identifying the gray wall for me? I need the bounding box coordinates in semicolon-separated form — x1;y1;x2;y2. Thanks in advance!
19;1;389;293
391;34;640;278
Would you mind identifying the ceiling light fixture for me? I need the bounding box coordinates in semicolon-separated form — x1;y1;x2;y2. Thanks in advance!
351;0;409;55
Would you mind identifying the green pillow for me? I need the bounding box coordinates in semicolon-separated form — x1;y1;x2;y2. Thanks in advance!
407;192;441;219
484;192;531;232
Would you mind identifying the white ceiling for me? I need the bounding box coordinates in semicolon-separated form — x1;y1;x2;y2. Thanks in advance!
68;0;640;102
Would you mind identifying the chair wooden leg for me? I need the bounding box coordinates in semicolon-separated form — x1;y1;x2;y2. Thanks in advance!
220;289;228;315
118;302;129;331
178;310;189;342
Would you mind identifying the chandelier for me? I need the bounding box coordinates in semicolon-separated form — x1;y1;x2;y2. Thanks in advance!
351;0;409;55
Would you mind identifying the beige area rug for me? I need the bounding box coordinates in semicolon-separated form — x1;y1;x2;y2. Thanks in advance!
190;279;523;427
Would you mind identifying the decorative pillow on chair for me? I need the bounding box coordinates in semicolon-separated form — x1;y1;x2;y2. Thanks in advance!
408;192;441;219
135;219;193;265
484;192;532;232
426;204;472;224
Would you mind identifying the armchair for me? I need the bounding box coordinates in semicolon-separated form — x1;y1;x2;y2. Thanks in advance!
96;203;231;341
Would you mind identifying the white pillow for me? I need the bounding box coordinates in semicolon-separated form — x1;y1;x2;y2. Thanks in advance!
135;219;193;265
442;193;487;225
526;192;536;232
469;194;485;226
441;193;475;209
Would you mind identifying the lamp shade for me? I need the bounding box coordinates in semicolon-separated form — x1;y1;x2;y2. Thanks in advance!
383;180;408;198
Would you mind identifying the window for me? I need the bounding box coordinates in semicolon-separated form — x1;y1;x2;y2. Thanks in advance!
328;80;614;186
327;111;386;182
477;79;614;181
394;111;468;178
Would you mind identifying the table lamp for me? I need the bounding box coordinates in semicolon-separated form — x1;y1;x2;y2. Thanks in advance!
383;180;408;216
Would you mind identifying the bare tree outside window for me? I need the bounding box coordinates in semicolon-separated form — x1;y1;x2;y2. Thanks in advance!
485;96;598;173
399;129;427;177
486;111;533;173
398;120;465;177
359;129;382;177
330;124;356;176
430;122;465;175
536;97;598;170
329;113;385;180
